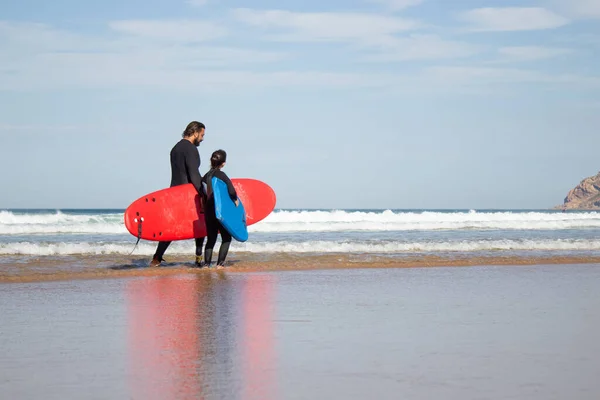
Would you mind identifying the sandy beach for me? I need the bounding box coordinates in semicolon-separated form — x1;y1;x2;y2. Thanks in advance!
2;262;599;399
3;253;600;283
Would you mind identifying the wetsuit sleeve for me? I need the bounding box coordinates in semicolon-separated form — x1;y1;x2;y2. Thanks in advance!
216;170;238;201
185;149;203;193
200;173;208;196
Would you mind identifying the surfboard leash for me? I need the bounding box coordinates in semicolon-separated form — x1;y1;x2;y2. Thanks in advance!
129;216;143;255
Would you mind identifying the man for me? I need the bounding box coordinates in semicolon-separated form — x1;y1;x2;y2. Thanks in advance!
149;121;206;268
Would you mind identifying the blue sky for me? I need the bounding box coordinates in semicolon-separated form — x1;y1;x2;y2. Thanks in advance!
1;0;599;209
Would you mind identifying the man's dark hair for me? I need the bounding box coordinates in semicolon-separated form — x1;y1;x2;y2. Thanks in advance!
182;121;205;138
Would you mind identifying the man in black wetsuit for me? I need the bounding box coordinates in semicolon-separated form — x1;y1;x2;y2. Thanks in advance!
149;121;206;268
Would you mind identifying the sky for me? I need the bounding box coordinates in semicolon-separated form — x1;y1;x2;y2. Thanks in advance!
0;0;599;209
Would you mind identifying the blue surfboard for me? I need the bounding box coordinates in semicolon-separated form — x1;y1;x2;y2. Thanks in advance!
212;176;248;242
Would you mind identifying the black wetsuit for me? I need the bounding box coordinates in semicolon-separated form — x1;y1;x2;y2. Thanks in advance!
153;139;205;261
169;139;203;190
202;168;238;265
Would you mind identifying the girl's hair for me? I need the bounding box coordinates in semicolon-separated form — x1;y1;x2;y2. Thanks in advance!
210;149;227;168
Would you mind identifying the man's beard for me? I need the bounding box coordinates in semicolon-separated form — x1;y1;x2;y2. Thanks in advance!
193;138;201;146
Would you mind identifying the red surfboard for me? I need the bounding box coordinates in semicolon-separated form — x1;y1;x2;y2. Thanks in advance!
124;178;276;241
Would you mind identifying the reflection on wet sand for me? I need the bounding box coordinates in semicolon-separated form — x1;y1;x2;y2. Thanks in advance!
126;272;276;400
242;274;275;400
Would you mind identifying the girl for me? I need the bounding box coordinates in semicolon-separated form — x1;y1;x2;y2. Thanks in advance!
201;149;239;267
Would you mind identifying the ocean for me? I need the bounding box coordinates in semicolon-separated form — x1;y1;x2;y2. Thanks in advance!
2;208;600;274
3;209;600;398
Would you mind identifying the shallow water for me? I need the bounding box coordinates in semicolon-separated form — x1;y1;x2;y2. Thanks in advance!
1;264;599;399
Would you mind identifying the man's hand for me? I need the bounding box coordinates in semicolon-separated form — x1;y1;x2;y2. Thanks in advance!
199;192;207;213
199;197;204;213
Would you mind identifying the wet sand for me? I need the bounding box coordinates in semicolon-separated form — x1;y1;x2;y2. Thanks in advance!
3;253;600;283
1;264;599;399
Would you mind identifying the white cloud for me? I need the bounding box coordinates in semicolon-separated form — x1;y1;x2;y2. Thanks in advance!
0;21;397;92
0;21;293;91
0;15;597;94
0;58;402;91
460;7;570;31
569;0;600;18
423;66;600;86
368;0;425;11
495;46;572;63
361;34;478;61
186;0;209;7
231;8;419;43
0;21;277;65
426;66;543;83
0;21;107;52
0;124;84;132
108;19;227;42
551;0;600;19
230;9;478;62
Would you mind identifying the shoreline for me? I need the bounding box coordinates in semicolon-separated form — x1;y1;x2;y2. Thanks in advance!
3;207;600;211
2;254;600;284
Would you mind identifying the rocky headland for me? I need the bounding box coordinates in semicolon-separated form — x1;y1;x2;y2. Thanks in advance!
558;171;600;210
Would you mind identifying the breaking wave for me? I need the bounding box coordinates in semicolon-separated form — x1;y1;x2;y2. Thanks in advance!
1;209;600;235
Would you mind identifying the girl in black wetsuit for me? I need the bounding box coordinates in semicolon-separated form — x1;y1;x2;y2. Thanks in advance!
201;149;239;267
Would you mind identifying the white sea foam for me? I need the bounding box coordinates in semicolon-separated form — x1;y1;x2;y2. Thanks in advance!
2;239;600;256
225;238;600;253
251;209;600;232
1;209;600;235
0;211;126;234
